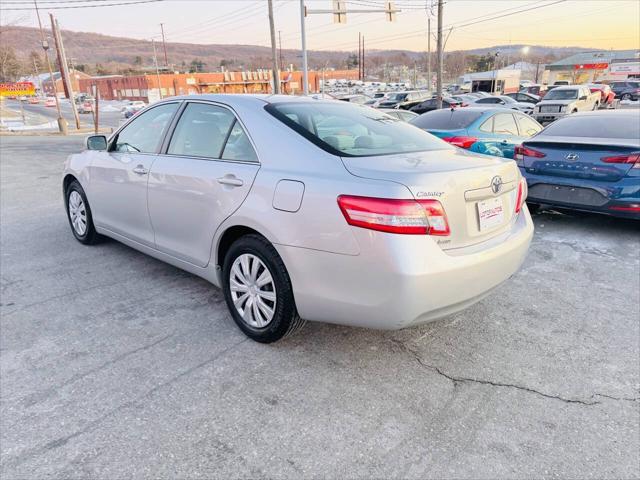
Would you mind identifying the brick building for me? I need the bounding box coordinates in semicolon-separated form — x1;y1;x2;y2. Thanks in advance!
41;69;92;97
78;69;359;101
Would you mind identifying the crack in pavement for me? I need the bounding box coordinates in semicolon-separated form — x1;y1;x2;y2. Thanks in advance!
388;338;636;407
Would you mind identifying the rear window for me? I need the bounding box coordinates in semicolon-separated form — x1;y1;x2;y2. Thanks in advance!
541;114;640;140
265;102;448;157
409;109;484;130
544;89;578;100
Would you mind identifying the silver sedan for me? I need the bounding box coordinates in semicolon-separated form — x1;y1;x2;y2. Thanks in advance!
63;95;533;343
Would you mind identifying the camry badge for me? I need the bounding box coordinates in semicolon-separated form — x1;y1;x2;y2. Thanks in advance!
491;176;503;194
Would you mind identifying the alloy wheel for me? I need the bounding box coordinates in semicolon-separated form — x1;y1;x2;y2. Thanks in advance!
68;190;87;236
229;253;277;328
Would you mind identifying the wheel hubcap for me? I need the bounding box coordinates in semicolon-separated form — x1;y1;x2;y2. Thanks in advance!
68;190;87;236
229;254;276;328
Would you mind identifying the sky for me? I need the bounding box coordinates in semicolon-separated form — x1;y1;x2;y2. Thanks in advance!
2;0;639;53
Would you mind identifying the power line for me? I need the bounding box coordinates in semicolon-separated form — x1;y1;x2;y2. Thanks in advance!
0;0;162;9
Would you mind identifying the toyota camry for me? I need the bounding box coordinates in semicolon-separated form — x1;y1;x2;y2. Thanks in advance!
63;95;533;343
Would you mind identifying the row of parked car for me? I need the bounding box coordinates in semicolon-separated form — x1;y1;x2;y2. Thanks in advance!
404;106;638;220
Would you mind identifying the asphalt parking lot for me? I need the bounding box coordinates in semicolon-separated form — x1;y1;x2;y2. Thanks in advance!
1;135;638;479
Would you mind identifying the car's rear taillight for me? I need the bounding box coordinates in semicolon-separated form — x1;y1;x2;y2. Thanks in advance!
601;152;640;168
515;178;528;213
442;136;477;149
337;195;450;236
514;145;546;166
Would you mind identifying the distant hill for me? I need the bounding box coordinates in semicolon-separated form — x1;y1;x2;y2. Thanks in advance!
0;25;613;75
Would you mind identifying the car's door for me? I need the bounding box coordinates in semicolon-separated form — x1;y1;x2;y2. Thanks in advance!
89;102;180;246
147;101;260;267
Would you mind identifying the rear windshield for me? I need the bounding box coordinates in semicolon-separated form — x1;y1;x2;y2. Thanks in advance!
409;109;484;130
541;114;640;140
266;102;448;157
544;89;578;100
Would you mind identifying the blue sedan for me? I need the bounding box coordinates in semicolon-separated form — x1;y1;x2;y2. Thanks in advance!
517;110;640;219
410;107;543;159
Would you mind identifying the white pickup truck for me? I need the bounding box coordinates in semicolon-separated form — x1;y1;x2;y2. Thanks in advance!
532;85;600;123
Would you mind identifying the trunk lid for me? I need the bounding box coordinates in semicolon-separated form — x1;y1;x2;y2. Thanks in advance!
341;148;521;250
522;137;638;182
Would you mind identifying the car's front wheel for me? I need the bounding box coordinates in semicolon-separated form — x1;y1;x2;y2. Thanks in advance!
621;93;632;101
65;180;100;245
222;234;305;343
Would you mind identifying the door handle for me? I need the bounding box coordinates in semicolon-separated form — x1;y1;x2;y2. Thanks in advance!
132;165;148;175
217;175;244;187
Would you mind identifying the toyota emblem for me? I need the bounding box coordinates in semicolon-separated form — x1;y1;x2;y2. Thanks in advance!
491;176;503;194
565;153;579;161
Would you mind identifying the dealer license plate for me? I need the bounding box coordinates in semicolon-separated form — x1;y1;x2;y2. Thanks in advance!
477;197;504;231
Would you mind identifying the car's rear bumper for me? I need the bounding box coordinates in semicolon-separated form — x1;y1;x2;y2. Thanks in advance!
523;171;640;219
532;112;566;122
276;208;533;330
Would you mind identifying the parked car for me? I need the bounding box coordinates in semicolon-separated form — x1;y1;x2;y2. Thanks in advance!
506;92;541;104
609;80;640;101
44;97;56;107
553;80;571;86
450;94;477;105
123;105;145;118
377;108;418;121
78;99;95;114
520;84;547;97
409;97;463;114
586;83;615;106
28;97;41;104
532;86;600;124
337;94;370;105
517;110;639;219
410;107;543;159
377;91;430;109
63;95;533;343
470;95;534;114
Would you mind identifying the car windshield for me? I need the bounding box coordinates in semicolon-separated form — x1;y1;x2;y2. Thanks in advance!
386;93;407;101
409;109;484;130
544;89;578;100
500;96;517;104
266;101;448;157
541;114;640;139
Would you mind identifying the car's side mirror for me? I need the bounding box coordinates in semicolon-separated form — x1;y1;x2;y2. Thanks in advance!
579;95;587;100
86;135;108;151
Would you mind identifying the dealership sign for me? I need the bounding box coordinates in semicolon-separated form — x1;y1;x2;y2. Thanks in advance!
610;62;640;75
0;82;36;97
574;63;609;70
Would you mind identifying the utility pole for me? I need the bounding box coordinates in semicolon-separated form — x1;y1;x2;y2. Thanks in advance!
299;0;309;95
436;0;443;108
427;16;431;92
361;36;365;81
34;0;66;134
358;32;361;80
32;56;44;94
268;0;280;94
160;23;169;68
152;39;163;100
278;30;283;72
51;15;80;130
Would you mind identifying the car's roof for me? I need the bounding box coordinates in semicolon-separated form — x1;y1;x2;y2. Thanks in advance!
155;93;346;107
550;85;582;91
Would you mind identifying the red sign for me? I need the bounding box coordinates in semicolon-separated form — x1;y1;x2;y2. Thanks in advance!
574;63;609;70
0;82;36;97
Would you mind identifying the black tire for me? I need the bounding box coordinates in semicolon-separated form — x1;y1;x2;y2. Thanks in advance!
64;179;100;245
222;234;305;343
621;94;631;101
